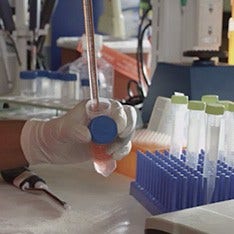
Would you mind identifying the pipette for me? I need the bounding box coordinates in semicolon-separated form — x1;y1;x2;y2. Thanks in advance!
82;0;99;105
25;187;70;210
82;0;118;176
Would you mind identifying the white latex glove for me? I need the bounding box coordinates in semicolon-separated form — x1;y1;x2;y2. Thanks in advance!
20;99;137;166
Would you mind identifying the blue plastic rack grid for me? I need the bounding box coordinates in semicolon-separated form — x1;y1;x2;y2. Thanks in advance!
130;150;234;215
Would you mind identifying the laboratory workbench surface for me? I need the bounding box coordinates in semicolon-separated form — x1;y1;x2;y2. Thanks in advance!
0;162;150;234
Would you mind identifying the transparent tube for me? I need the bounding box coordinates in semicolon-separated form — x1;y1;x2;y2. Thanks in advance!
226;112;234;167
186;110;206;169
86;98;117;177
169;103;188;158
218;111;229;162
203;114;222;203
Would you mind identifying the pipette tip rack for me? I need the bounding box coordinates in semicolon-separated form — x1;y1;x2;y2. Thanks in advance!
130;150;234;215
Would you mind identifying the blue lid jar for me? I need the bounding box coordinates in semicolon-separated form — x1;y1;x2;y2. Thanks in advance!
20;70;37;79
36;70;49;77
59;73;77;81
47;71;60;80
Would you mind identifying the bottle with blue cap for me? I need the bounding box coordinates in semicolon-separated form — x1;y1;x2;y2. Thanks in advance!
36;70;49;98
86;98;117;177
59;73;77;103
47;71;61;99
20;70;38;97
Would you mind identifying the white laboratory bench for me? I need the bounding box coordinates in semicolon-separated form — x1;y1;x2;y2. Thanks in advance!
0;161;150;234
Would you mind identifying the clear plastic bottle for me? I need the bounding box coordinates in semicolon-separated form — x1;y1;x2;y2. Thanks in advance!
59;73;77;103
203;103;224;203
218;100;232;162
186;100;206;169
86;98;117;177
169;95;188;158
19;70;38;97
69;34;114;100
47;71;61;99
36;70;49;98
226;102;234;167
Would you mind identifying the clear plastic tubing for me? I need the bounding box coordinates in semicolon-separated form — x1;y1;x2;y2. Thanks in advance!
86;98;117;177
226;102;234;167
186;100;205;169
217;100;232;162
169;95;188;158
203;103;224;203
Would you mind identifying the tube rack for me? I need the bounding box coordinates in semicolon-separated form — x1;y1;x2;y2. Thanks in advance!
130;150;234;215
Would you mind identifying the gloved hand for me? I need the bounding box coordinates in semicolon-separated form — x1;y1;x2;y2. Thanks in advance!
20;99;137;168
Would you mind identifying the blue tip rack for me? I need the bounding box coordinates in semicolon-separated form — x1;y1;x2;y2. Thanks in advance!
130;150;234;215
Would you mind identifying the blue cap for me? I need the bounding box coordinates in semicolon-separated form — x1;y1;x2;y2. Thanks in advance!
59;73;77;81
81;79;100;86
36;70;49;77
81;79;89;86
89;115;117;144
20;70;37;79
47;71;60;79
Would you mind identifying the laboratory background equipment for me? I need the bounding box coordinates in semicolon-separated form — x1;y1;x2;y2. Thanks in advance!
0;0;57;96
50;0;103;70
150;0;223;73
69;34;114;100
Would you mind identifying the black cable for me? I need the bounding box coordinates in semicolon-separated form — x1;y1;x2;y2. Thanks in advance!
138;20;151;87
124;4;151;107
136;5;152;87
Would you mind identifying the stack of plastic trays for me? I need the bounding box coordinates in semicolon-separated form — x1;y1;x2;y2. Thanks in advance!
130;149;234;215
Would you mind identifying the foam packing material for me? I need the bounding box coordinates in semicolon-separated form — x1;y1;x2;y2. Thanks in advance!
0;162;150;234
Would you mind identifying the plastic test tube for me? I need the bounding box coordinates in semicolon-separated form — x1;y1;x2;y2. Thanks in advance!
86;98;117;177
169;95;188;158
82;0;118;176
225;102;234;167
203;103;224;203
218;100;232;162
186;100;206;169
